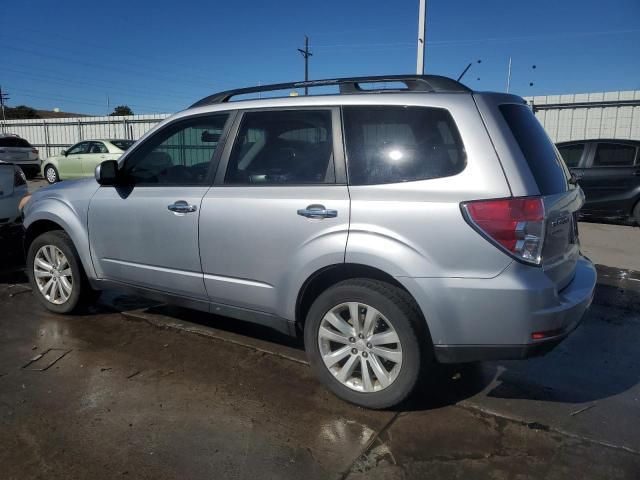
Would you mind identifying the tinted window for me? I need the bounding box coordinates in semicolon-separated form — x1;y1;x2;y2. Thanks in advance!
122;114;229;185
89;142;108;154
342;106;466;185
67;142;90;155
500;104;569;195
593;143;637;167
0;136;31;148
558;144;584;168
225;110;334;185
111;140;134;151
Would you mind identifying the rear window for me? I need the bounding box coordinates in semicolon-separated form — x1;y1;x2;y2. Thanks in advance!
343;106;466;185
111;140;134;151
499;104;569;195
0;136;31;148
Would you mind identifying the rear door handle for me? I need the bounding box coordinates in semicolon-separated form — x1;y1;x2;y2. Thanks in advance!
297;204;338;219
168;200;197;214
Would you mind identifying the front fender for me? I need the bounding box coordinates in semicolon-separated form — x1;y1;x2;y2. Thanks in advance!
24;197;96;279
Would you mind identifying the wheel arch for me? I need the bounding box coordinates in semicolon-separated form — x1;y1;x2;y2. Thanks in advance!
24;208;96;280
295;263;426;333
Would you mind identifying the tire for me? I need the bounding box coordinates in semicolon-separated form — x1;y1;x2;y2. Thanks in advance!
304;279;430;409
633;201;640;226
27;231;92;314
44;165;59;184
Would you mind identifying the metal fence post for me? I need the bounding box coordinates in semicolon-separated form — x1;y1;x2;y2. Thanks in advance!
43;120;50;158
123;118;128;139
77;118;83;141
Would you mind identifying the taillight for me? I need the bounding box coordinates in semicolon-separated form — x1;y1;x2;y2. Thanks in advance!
32;148;39;155
461;197;545;265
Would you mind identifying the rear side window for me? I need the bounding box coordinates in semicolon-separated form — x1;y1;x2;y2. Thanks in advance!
557;143;585;168
343;106;466;185
593;143;637;167
225;109;335;185
0;136;31;148
111;140;134;151
500;104;568;195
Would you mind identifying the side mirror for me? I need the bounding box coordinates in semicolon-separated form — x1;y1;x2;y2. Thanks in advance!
96;160;119;186
61;149;67;156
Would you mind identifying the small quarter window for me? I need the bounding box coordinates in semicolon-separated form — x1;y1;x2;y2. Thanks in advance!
558;144;585;168
342;106;466;185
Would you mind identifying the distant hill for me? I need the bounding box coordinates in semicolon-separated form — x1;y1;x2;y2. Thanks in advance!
35;109;90;119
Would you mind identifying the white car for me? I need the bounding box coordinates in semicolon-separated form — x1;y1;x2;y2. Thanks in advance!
0;134;41;179
41;139;134;184
0;163;28;227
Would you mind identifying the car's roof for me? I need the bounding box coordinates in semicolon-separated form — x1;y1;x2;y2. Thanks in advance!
189;74;471;109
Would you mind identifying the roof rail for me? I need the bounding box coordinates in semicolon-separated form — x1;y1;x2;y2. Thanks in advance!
189;74;470;108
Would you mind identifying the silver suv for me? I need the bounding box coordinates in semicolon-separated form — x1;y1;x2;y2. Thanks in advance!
22;75;596;408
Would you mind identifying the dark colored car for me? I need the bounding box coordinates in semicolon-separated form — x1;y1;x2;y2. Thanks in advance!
557;139;640;225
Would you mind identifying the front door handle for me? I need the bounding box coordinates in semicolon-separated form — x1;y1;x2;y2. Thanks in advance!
297;204;338;219
168;200;197;214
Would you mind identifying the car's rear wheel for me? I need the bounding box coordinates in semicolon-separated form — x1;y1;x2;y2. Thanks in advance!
304;279;429;409
44;165;59;184
633;201;640;226
27;231;91;313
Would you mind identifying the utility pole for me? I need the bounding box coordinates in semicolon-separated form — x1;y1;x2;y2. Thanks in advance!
297;35;312;95
0;86;9;133
506;57;512;93
416;0;427;74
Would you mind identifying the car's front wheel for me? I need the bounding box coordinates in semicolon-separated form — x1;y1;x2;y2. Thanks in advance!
304;279;429;409
27;231;92;313
44;165;59;184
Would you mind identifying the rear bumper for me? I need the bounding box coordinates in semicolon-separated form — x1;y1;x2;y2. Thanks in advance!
400;256;597;363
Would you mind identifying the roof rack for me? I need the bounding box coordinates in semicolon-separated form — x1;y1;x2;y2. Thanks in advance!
189;74;470;108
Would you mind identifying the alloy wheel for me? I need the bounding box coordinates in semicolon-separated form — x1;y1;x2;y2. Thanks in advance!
33;245;73;304
45;167;57;183
318;302;403;392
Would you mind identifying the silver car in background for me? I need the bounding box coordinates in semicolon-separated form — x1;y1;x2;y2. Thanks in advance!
21;75;596;409
0;134;40;179
0;162;28;226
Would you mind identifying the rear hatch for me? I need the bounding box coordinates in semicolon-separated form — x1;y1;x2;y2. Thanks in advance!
0;136;37;163
0;164;16;198
498;102;581;290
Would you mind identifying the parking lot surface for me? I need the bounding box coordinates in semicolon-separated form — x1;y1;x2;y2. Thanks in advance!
0;271;639;479
0;178;638;479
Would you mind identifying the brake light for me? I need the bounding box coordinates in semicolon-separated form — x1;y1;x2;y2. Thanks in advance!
32;148;39;155
462;197;545;265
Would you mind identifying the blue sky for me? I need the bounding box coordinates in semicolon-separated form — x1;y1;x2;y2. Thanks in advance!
1;0;638;115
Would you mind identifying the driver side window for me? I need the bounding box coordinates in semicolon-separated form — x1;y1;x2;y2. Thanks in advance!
122;114;230;185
